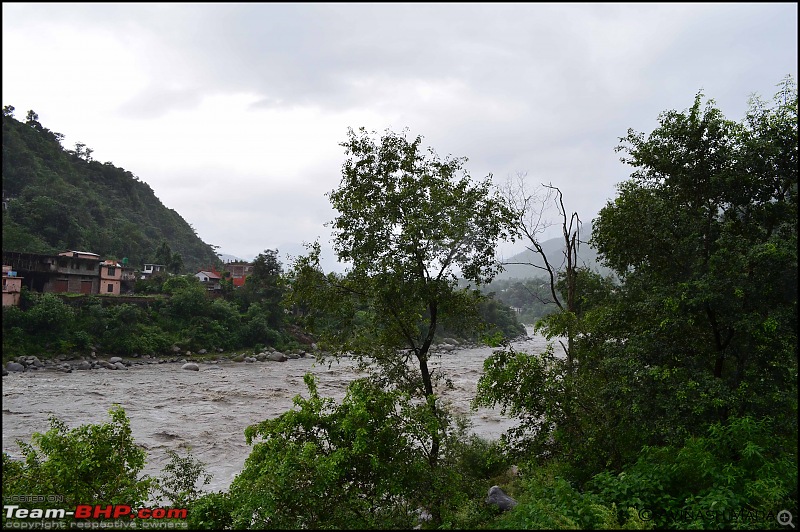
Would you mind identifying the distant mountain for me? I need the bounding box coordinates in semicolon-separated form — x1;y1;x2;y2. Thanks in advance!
494;227;613;281
1;109;220;271
217;253;248;264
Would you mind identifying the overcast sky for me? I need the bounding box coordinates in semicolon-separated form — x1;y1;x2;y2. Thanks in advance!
3;3;797;272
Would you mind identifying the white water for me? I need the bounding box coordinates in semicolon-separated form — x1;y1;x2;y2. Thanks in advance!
2;329;559;493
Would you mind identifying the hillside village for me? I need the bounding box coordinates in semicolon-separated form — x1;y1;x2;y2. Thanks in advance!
2;249;253;307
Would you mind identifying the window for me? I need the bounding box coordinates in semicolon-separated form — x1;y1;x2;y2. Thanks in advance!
107;284;114;293
107;267;116;276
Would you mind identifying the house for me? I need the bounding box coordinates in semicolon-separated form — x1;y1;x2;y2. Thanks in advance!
1;250;137;297
52;251;102;293
100;260;122;295
227;261;253;287
195;270;222;291
2;265;23;306
140;263;166;280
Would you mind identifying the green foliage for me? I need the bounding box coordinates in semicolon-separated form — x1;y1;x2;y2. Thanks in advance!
2;406;152;518
474;345;567;461
2;268;297;358
297;126;516;388
473;295;527;341
187;491;236;530
156;449;212;507
285;128;517;528
587;416;797;530
489;464;650;530
20;292;75;336
229;374;429;529
229;374;511;530
588;79;798;448
476;80;798;485
153;241;185;274
480;277;559;324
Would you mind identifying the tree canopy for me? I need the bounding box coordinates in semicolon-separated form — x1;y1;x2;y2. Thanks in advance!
478;78;798;492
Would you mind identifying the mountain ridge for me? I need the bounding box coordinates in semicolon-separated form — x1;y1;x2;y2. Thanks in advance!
494;227;612;281
1;109;220;271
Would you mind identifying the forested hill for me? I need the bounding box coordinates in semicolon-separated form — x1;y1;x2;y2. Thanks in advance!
1;109;220;271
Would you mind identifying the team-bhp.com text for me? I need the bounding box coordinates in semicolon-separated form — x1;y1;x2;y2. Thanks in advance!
4;505;188;529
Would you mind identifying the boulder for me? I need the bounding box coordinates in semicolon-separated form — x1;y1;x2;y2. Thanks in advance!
109;357;123;364
486;486;517;511
114;362;128;370
266;352;288;362
6;362;25;372
75;361;92;371
181;363;200;371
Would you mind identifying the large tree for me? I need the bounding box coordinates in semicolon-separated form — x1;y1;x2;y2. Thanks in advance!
477;78;798;479
591;79;797;437
283;127;515;522
327;126;514;414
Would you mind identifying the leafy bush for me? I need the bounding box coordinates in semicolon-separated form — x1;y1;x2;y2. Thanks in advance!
155;449;212;507
587;416;798;530
490;463;649;530
19;292;75;340
187;491;236;530
2;406;153;519
228;375;429;529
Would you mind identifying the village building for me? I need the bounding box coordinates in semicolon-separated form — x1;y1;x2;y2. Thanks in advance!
195;269;222;291
2;265;23;307
140;263;167;280
100;260;123;295
227;261;254;287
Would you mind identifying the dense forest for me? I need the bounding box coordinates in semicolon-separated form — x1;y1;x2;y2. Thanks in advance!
1;106;220;271
2;79;797;530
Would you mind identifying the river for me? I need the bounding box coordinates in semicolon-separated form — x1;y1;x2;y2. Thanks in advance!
2;328;560;493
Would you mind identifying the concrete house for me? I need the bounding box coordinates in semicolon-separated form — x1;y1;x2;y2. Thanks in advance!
53;251;102;294
2;265;23;306
140;263;166;279
100;260;122;295
227;261;253;287
195;270;222;291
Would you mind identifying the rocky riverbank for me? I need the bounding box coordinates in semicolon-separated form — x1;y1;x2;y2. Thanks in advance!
2;335;490;375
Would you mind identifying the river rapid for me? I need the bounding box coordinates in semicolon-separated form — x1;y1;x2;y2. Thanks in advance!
2;328;560;493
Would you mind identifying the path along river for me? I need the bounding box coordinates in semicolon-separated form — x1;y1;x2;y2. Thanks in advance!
2;328;561;493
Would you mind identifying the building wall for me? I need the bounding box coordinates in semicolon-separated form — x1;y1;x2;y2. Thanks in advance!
47;276;98;294
100;264;122;295
55;256;101;276
2;276;22;306
101;279;121;295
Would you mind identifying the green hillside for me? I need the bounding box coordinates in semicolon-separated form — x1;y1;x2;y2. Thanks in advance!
1;108;220;271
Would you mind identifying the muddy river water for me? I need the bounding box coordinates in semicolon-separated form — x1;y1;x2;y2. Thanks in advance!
2;329;559;493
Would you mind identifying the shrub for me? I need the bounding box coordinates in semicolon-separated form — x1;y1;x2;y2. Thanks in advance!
2;406;153;521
